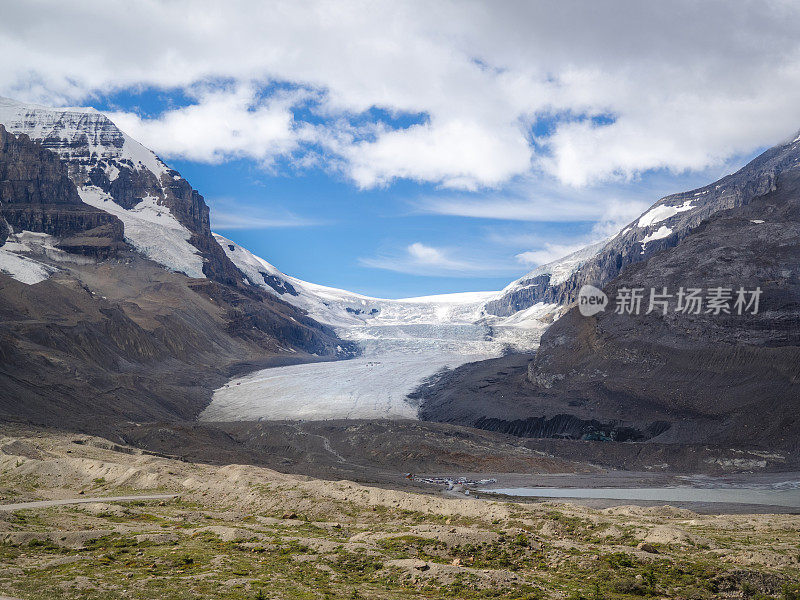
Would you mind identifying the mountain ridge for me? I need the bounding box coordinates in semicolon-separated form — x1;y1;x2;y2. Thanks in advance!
418;145;800;455
486;133;800;316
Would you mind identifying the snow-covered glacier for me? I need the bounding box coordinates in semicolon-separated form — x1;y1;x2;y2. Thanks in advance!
200;236;561;421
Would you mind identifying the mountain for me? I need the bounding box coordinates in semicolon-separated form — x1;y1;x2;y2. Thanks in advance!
214;232;499;327
485;132;800;316
0;101;355;431
0;96;562;431
0;97;240;284
418;133;800;460
5;93;794;461
214;232;560;344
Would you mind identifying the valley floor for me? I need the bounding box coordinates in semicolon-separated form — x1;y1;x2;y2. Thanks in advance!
1;425;799;600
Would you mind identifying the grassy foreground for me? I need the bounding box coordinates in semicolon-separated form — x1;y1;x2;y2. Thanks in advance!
0;426;798;600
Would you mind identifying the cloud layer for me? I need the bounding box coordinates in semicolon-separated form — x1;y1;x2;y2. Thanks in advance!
4;0;800;191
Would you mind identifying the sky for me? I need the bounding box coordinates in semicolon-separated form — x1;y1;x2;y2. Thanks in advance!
2;1;800;297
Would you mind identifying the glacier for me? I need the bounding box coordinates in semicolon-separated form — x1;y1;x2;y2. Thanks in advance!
201;236;560;421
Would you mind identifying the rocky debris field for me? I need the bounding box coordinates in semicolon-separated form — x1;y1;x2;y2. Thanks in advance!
0;425;798;600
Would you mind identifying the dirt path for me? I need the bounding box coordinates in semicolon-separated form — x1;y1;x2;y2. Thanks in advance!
0;494;178;511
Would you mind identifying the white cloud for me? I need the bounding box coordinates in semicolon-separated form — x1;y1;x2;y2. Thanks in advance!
208;197;323;230
407;242;450;265
3;0;800;189
516;243;590;267
107;84;304;166
360;242;517;277
417;178;650;225
343;119;532;190
211;212;320;230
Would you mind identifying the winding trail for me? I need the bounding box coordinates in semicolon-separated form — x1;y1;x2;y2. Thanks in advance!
0;494;178;511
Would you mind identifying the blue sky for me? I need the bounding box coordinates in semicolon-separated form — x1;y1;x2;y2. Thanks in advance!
2;1;796;297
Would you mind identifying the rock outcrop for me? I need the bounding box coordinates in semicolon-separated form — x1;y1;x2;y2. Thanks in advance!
419;142;800;455
524;170;800;451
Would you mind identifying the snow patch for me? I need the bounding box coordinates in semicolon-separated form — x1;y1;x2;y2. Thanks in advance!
106;164;120;182
502;240;606;293
80;186;204;278
493;302;560;329
640;225;673;253
0;231;59;284
0;249;54;284
120;133;169;178
637;200;694;228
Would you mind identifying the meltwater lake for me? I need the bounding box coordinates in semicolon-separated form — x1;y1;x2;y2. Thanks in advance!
480;485;800;508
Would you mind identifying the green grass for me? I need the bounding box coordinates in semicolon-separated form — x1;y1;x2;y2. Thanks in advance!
1;491;798;600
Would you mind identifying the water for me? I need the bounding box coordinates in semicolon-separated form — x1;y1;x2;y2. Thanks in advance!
480;486;800;508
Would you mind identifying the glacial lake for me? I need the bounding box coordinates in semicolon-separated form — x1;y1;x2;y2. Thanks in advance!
480;486;800;508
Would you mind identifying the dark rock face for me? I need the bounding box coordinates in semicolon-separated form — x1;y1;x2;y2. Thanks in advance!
0;255;357;430
471;414;655;442
485;133;800;317
0;124;81;206
524;171;800;452
259;272;299;296
0;125;124;256
419;166;800;456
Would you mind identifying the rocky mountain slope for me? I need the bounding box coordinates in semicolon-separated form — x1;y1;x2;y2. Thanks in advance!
419;142;800;455
522;170;800;450
0;125;124;258
0;104;354;430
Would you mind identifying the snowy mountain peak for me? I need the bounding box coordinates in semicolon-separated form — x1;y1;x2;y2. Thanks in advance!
0;96;169;178
213;233;499;327
0;97;243;283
